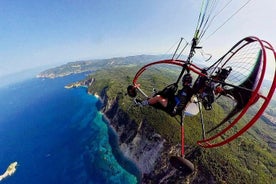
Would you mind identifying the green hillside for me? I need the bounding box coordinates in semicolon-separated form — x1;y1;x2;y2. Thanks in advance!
86;65;275;183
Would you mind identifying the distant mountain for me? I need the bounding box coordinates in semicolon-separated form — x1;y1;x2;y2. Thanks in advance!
37;55;170;78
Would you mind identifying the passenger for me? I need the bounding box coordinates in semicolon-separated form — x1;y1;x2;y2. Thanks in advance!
135;73;194;116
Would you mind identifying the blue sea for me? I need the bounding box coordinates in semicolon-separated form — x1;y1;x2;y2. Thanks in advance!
0;74;139;184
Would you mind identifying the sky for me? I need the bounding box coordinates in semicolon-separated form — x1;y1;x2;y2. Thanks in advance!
0;0;275;78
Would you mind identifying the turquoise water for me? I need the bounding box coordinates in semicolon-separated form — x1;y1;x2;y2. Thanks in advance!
0;74;138;184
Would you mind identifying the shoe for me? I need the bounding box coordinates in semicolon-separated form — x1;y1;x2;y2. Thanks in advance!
202;100;212;110
152;88;158;96
206;104;212;110
134;98;143;106
204;103;212;110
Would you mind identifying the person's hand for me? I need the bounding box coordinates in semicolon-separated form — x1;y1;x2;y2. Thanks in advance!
214;86;223;94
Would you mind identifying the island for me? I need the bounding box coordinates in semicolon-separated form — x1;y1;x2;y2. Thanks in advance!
0;162;18;181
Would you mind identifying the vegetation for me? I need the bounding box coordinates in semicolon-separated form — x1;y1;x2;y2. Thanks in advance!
85;64;275;183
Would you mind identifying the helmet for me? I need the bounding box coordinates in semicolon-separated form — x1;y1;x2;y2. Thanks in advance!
182;73;192;85
217;67;232;81
127;85;137;97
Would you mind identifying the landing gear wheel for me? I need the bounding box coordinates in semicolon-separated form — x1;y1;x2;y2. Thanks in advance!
169;156;194;174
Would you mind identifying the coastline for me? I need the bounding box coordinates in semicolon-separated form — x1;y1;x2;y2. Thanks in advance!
64;78;95;89
104;115;142;183
66;81;141;183
96;95;142;183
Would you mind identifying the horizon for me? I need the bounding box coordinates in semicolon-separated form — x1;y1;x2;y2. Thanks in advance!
3;52;276;85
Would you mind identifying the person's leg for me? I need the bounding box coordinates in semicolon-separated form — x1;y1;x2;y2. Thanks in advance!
148;95;168;107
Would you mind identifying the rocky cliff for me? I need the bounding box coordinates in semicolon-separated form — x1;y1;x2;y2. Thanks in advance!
65;68;276;183
97;87;215;184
